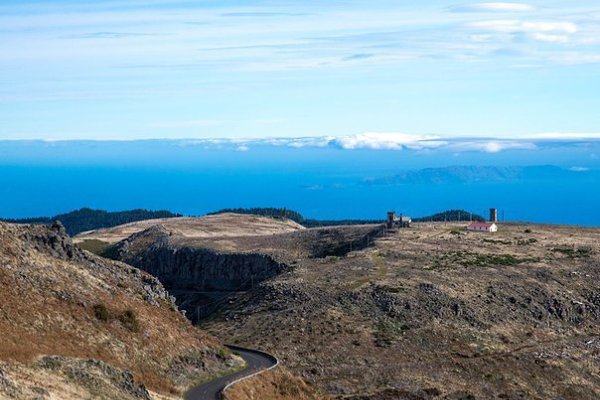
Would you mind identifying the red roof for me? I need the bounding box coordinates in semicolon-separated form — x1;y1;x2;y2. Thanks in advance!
468;222;495;228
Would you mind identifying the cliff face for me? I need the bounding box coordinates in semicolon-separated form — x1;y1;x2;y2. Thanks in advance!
104;223;384;323
104;225;291;322
106;225;288;292
124;246;287;291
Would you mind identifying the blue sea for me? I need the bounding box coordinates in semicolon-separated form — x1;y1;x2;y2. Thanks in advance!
1;139;599;226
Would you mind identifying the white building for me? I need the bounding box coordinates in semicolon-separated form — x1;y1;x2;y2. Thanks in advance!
466;222;498;232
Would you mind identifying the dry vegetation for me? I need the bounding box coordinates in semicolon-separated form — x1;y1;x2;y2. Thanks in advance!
73;213;304;245
0;221;241;399
205;222;600;399
224;369;326;400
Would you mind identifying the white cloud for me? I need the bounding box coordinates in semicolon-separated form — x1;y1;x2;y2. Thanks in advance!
236;145;250;152
265;137;333;148
447;140;537;153
330;132;444;150
532;33;569;43
452;3;534;13
470;20;578;34
528;132;600;139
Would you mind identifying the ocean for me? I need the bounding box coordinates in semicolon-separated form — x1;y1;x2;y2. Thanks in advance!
1;139;599;226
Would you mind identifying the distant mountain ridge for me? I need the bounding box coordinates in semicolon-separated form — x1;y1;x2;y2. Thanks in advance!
3;208;181;236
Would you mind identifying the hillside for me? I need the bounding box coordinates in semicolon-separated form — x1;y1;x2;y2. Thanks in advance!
3;208;180;236
201;222;600;399
0;221;241;399
76;212;600;398
73;213;306;250
103;219;382;322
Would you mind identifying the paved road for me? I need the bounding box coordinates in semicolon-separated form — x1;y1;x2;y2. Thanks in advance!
184;345;278;400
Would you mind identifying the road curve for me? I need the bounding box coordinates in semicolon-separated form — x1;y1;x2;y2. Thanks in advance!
184;345;278;400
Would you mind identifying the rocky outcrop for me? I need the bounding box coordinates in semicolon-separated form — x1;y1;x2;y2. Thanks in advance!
107;226;287;292
104;225;290;322
19;221;81;261
134;246;286;290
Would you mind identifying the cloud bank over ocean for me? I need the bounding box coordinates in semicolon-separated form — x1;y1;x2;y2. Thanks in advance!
115;132;600;153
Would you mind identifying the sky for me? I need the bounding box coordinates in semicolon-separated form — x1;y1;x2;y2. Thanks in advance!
1;0;600;140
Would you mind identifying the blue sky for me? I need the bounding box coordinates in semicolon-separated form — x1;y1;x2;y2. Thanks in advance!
1;0;600;140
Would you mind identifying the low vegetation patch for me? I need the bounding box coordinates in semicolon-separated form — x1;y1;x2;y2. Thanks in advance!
118;310;139;332
429;251;538;270
517;238;538;245
374;320;410;347
462;253;535;267
93;304;139;332
93;303;110;321
482;238;512;245
551;246;593;258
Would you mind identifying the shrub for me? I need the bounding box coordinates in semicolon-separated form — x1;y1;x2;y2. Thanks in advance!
217;348;228;359
93;304;110;321
517;238;537;245
118;309;139;332
483;238;512;245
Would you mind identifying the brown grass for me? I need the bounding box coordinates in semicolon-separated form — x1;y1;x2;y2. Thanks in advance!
225;369;327;400
0;222;233;395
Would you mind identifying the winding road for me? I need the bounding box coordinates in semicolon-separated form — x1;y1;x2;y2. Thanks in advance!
184;345;278;400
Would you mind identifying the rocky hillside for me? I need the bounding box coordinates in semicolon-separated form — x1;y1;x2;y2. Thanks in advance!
104;221;383;322
0;221;241;399
204;222;600;399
